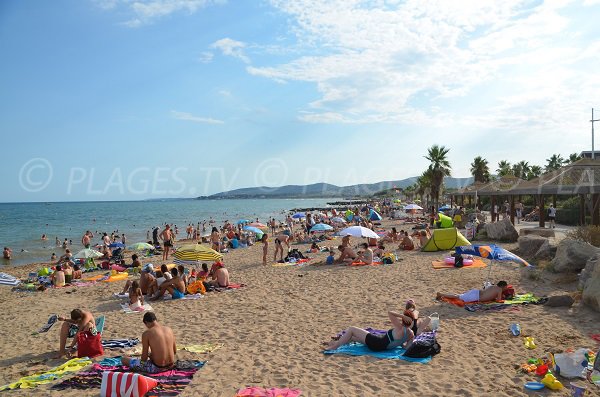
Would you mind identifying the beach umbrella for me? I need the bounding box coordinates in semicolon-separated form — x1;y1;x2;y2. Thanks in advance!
173;244;223;264
339;226;379;239
108;242;125;248
404;204;423;210
369;209;382;221
310;223;333;233
236;219;250;225
127;242;154;251
243;226;264;235
438;204;451;211
74;248;103;259
331;217;347;224
249;222;268;229
456;244;531;281
292;212;306;219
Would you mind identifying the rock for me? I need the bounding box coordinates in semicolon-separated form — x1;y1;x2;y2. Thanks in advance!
544;295;575;307
580;254;599;290
518;235;548;258
519;228;556;238
534;239;557;260
582;258;600;312
551;239;599;273
484;218;519;242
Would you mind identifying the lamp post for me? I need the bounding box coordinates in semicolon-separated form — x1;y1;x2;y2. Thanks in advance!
592;108;600;160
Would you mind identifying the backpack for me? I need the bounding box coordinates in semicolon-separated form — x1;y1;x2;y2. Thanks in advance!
285;249;305;262
403;332;441;358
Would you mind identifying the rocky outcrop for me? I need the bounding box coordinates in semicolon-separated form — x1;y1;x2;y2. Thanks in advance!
582;257;600;312
533;239;557;260
484;218;519;242
519;228;555;238
518;235;548;258
551;239;599;273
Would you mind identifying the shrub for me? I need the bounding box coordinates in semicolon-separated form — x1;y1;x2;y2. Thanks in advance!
565;225;600;247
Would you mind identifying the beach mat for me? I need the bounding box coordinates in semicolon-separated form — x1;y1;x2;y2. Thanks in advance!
179;342;224;353
348;261;383;267
323;343;431;364
102;339;139;349
51;361;205;396
431;258;487;269
0;272;20;287
120;303;154;313
236;387;302;396
441;294;540;311
0;357;92;390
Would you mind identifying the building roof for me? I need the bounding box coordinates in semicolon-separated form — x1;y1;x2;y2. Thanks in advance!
454;176;527;196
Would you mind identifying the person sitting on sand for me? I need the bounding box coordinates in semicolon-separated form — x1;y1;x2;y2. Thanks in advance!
418;230;429;248
355;243;373;265
326;250;335;265
404;299;432;336
131;254;142;269
52;265;66;287
121;312;176;374
399;232;415;251
206;262;229;288
373;243;385;257
63;262;73;284
72;264;82;280
121;264;157;296
335;245;357;263
341;235;351;248
55;308;96;358
58;249;73;264
436;281;509;303
177;265;189;288
309;242;320;253
151;268;185;300
198;263;209;279
129;280;145;310
323;310;414;352
382;227;399;243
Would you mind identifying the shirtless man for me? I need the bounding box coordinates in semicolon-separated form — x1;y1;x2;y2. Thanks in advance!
399;232;415;250
82;232;90;248
121;264;157;296
159;225;173;260
335;245;357;263
55;308;96;358
341;235;351;248
356;243;374;265
151;268;185;300
436;281;509;303
121;312;176;374
207;262;229;288
3;247;11;260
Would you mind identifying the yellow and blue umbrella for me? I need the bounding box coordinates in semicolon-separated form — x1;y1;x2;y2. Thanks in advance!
173;244;223;265
456;244;530;267
127;242;154;251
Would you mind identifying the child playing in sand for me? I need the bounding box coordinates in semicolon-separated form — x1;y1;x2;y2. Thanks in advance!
326;250;335;265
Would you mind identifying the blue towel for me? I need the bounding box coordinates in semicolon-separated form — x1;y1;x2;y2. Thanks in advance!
323;343;431;364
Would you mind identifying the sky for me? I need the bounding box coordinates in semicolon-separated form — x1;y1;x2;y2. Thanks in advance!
1;0;600;202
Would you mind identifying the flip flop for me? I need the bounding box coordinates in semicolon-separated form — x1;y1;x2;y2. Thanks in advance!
510;323;521;336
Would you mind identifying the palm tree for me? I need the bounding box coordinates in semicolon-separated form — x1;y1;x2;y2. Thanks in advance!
545;154;565;172
511;161;529;179
424;145;451;208
569;152;582;163
527;165;542;180
496;160;512;177
470;156;490;183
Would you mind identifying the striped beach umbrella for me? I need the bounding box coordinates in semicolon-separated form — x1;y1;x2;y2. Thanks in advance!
173;244;223;264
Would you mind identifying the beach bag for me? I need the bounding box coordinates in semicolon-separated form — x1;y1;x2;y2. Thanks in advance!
553;348;589;378
429;313;440;331
453;255;464;268
502;285;515;300
187;280;206;295
100;371;158;397
403;332;441;358
77;330;104;358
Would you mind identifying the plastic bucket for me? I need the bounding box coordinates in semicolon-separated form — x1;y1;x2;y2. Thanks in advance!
429;313;440;331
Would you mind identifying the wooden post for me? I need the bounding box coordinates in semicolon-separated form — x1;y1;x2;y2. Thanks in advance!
450;195;454;207
593;193;600;226
510;195;515;225
468;195;472;207
491;196;496;222
539;195;545;228
461;195;464;207
580;194;586;225
552;195;557;208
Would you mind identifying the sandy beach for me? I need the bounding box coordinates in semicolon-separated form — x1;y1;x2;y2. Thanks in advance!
1;218;599;397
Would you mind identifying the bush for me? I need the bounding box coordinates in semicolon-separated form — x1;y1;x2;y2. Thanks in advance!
565;225;600;247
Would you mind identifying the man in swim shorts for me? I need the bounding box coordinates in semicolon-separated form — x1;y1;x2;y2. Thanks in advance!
206;262;229;288
122;312;176;374
159;225;173;261
436;281;508;303
54;308;96;358
151;268;185;300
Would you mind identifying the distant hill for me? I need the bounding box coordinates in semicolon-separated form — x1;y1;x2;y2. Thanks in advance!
199;177;474;199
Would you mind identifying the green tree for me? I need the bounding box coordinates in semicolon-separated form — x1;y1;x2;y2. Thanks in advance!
496;160;512;177
512;161;529;179
527;165;542;180
545;154;565;172
424;145;451;208
470;156;490;183
569;152;582;163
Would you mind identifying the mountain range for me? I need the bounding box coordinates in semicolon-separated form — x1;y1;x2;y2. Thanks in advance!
199;177;474;199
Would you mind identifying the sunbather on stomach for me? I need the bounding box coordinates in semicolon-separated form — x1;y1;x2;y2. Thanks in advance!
436;281;509;303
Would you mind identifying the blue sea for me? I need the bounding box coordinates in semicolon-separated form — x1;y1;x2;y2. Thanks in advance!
0;198;339;266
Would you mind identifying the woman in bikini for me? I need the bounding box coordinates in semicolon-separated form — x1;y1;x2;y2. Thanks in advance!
261;234;269;265
323;310;414;352
210;227;221;252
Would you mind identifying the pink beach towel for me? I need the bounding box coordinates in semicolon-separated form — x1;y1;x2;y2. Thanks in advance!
235;387;302;397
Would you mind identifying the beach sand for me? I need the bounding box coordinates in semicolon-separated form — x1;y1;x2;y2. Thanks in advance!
1;219;599;396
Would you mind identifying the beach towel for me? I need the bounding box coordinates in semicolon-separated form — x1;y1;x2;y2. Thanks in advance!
179;342;223;353
348;261;383;266
0;357;92;390
323;343;431;364
431;258;487;269
213;283;245;292
70;281;98;287
121;303;154;313
0;272;20;287
34;314;58;334
51;361;205;396
102;339;140;350
235;387;302;397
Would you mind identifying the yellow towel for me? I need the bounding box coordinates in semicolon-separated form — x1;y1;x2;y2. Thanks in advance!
179;343;224;353
0;357;92;390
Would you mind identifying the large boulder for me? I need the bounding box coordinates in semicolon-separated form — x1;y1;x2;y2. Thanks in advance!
551;239;599;273
484;218;519;242
519;228;556;238
580;254;599;290
534;239;557;260
518;235;548;258
582;257;600;312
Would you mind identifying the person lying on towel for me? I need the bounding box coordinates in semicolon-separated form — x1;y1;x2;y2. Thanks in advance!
436;281;509;303
322;310;414;352
122;312;176;374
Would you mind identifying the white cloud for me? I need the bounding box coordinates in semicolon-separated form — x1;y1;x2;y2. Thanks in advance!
170;110;224;124
198;51;214;63
247;0;599;139
211;38;250;63
94;0;225;26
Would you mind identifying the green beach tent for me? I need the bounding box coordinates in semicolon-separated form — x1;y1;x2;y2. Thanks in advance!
436;213;454;228
421;228;471;252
